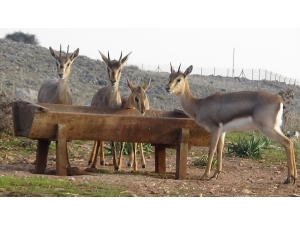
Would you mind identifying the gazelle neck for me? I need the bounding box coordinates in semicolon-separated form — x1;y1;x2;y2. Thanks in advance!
177;79;199;119
57;77;69;104
106;81;121;107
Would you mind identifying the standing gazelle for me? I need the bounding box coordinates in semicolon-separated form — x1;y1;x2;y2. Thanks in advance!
165;63;297;184
116;77;151;171
88;51;131;170
37;45;79;170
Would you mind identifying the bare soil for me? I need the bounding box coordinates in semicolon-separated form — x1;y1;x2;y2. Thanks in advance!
0;141;299;197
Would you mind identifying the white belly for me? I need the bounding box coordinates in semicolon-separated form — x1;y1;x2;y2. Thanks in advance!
220;116;256;132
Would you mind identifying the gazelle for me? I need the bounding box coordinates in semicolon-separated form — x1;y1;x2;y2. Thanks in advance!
116;77;151;171
165;63;297;184
88;51;131;170
37;45;79;169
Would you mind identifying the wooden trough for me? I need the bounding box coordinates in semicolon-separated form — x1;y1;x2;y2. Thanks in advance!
12;100;211;180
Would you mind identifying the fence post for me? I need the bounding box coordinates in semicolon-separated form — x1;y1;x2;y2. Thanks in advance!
227;68;229;77
265;70;267;80
259;69;261;81
270;72;272;81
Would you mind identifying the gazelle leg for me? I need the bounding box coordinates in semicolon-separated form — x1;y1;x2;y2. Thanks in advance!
91;141;101;168
66;141;71;168
211;132;226;179
140;143;146;169
258;125;297;184
200;131;220;180
99;141;105;165
132;142;137;171
88;141;98;165
128;143;134;167
116;142;125;171
111;142;119;171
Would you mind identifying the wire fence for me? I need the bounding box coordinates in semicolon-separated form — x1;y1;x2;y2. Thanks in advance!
196;67;300;87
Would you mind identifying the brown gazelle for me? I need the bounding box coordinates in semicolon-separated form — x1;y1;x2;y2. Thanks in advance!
88;51;131;170
165;63;297;184
116;77;151;171
37;45;79;169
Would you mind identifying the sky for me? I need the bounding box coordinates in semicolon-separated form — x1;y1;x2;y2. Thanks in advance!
1;1;300;81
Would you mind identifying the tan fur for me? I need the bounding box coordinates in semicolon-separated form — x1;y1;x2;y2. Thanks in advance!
166;63;297;184
117;78;151;171
89;51;131;170
38;45;79;105
37;45;79;169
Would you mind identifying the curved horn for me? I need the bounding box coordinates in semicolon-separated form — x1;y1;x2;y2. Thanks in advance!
119;51;123;61
66;45;69;56
178;63;181;73
170;63;173;72
60;44;62;57
108;51;110;61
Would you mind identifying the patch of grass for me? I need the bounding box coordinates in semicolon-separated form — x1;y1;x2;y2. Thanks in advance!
226;135;263;159
0;175;131;197
193;153;217;168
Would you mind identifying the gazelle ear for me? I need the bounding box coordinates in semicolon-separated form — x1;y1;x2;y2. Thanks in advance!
99;50;109;65
170;63;175;73
142;78;151;91
121;51;132;65
70;48;79;61
184;65;193;77
127;78;136;92
49;47;59;59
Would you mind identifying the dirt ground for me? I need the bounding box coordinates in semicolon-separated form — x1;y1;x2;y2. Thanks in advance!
0;142;300;197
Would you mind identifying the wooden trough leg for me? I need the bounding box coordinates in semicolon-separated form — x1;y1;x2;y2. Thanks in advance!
56;124;67;176
34;139;50;174
155;144;166;174
175;128;189;180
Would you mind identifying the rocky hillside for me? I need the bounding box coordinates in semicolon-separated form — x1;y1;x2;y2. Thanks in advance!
1;38;300;112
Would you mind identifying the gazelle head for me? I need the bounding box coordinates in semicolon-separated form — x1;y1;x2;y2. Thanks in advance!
166;63;193;95
126;78;151;115
99;51;132;87
49;45;79;79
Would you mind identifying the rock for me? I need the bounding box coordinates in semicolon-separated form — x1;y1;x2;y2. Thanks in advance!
242;188;251;194
289;194;300;197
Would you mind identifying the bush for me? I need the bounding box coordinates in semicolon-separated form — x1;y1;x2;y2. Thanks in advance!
226;135;263;159
194;154;217;168
5;31;39;45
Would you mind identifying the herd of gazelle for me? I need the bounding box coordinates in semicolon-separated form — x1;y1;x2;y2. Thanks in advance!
37;45;297;184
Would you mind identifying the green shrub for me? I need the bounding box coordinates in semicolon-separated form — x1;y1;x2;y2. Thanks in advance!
194;154;217;168
226;135;263;159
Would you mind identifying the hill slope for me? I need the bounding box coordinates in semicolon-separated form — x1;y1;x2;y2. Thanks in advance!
1;38;300;113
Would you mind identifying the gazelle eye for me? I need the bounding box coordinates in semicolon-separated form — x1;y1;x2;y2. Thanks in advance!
66;63;70;67
135;97;139;103
176;79;181;83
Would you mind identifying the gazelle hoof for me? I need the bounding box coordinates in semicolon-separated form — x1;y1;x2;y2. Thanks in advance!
88;160;92;165
127;163;132;168
200;175;209;181
100;161;105;166
142;165;146;169
284;177;296;185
